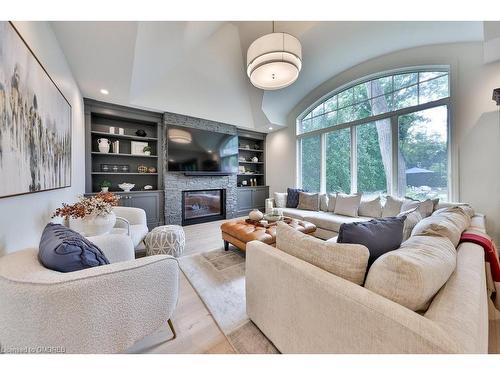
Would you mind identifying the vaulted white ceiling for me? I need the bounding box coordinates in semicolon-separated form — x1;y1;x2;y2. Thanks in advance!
51;21;485;132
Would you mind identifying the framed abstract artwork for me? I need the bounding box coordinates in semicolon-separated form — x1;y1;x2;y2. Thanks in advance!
0;21;71;198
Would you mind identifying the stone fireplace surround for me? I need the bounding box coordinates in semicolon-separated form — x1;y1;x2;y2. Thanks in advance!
163;112;238;225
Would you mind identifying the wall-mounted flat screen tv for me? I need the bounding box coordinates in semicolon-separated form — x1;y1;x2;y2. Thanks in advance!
167;126;238;173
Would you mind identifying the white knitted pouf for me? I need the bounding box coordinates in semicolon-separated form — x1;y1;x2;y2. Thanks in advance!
145;225;185;257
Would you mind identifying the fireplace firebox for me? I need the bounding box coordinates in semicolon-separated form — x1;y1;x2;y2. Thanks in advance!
182;189;226;225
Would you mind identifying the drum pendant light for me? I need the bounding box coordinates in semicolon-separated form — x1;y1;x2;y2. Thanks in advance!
246;22;302;90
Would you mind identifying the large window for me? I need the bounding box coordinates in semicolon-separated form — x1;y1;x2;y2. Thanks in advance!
297;68;450;200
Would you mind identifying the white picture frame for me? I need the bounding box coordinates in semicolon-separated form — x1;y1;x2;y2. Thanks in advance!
131;141;148;155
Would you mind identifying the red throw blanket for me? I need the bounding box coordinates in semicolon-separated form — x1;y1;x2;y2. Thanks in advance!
460;232;500;282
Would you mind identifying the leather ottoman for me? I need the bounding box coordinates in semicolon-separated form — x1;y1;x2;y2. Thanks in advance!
220;218;316;251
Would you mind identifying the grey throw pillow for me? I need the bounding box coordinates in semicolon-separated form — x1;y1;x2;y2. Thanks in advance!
337;216;406;268
297;192;320;211
38;223;109;273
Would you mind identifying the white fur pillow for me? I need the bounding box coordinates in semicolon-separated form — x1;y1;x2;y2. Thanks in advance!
273;192;287;208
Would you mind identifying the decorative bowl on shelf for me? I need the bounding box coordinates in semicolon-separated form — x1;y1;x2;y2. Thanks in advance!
137;165;148;173
118;183;135;192
144;185;153;190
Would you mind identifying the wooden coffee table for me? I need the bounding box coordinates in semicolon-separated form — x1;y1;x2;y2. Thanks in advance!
220;217;316;251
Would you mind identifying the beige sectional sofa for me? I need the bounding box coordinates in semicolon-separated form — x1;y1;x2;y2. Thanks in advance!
248;195;489;353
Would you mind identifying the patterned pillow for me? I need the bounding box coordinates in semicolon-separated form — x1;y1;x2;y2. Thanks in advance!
286;188;306;208
297;192;320;211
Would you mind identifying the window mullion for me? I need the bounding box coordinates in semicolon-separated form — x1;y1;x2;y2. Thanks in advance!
351;126;357;194
320;133;326;193
391;115;398;196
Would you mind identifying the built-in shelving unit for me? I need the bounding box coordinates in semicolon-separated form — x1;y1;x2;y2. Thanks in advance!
84;99;165;229
235;130;269;216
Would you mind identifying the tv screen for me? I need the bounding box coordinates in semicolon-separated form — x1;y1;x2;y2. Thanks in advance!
167;126;238;173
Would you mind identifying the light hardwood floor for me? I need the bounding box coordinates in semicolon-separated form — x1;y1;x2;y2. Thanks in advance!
130;218;241;354
131;217;500;354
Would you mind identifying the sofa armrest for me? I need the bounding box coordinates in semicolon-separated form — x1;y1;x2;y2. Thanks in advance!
0;255;179;353
246;241;459;353
87;233;135;263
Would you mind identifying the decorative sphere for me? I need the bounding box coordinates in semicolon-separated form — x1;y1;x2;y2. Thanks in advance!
249;209;264;221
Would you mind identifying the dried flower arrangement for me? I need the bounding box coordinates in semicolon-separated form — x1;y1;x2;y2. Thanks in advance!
53;192;120;219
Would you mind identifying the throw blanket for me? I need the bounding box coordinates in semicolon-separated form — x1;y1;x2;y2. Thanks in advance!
460;232;500;282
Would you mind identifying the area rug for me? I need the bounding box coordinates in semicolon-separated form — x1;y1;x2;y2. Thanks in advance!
179;248;279;354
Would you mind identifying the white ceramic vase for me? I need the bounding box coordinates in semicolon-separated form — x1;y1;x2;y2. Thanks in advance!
70;212;116;236
98;138;110;153
101;187;109;193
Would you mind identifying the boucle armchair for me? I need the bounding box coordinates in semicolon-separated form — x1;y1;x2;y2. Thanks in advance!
112;206;149;251
0;249;179;353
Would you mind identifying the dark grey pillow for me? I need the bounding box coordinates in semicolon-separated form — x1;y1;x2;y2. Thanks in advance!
337;216;406;268
38;223;110;272
286;188;306;208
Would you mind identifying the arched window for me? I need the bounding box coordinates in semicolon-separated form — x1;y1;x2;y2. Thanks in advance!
297;68;450;201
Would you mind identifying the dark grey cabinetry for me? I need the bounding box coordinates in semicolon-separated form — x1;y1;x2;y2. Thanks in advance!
119;191;163;230
236;186;269;216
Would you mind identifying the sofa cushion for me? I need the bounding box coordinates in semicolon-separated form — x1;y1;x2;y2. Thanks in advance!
365;235;457;311
297;192;320;211
382;196;404;217
400;197;420;212
276;222;369;285
281;207;308;220
274;192;287;208
412;207;471;247
334;193;362;217
327;193;336;212
358;196;382;218
38;223;109;273
303;211;372;233
286;188;305;208
434;204;475;219
397;208;422;242
337;216;406;267
319;193;329;212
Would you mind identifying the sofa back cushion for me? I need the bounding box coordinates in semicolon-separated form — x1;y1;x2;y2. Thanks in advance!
274;192;287;208
334;193;362;217
38;223;109;273
358;196;382;218
382;196;404;217
412;207;471;247
297;192;320;211
276;222;369;285
365;235;457;311
337;216;405;267
286;188;305;208
401;197;437;218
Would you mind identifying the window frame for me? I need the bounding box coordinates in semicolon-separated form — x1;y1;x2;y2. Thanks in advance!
297;66;451;199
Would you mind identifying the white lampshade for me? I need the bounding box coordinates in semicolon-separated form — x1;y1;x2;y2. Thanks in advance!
247;32;302;90
168;128;192;144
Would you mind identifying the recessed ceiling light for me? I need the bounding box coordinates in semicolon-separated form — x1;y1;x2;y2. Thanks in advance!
269;127;273;130
100;89;109;95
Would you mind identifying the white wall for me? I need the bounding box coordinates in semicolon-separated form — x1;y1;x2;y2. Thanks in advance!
0;21;85;255
266;42;500;242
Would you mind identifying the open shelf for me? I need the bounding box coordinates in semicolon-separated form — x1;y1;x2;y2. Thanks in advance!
238;173;264;176
91;172;158;175
238;148;264;153
91;152;158;158
91;130;157;141
239;161;264;164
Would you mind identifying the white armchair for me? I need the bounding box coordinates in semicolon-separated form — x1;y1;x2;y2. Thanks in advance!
112;206;149;251
0;248;179;353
